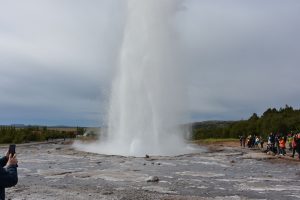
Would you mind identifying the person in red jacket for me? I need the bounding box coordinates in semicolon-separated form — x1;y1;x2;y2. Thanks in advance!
278;137;286;155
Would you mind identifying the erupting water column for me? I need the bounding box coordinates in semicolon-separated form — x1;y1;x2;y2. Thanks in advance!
105;0;189;156
75;0;191;156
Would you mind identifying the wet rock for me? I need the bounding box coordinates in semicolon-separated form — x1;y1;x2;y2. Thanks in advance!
145;154;150;158
146;176;159;182
102;191;113;195
266;151;275;156
75;174;91;178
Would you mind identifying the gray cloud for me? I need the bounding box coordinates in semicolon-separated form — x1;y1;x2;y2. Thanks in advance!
0;0;300;125
178;0;300;120
0;0;125;126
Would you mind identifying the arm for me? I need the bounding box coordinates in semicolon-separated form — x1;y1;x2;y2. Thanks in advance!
0;156;8;168
0;166;18;188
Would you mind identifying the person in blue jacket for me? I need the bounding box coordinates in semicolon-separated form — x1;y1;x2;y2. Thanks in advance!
0;151;18;200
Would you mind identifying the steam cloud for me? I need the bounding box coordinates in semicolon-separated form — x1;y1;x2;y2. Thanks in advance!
75;0;194;156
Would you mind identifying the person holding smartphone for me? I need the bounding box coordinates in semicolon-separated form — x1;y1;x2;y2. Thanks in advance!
0;145;18;200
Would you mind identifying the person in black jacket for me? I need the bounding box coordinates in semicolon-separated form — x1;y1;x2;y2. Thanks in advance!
296;133;300;160
0;151;18;200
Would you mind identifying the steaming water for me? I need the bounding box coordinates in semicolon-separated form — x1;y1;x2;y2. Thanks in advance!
75;0;197;156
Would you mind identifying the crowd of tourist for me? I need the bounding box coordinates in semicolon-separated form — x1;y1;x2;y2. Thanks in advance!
239;132;300;160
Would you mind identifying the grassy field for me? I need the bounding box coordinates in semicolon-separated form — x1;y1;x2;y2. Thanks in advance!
193;138;239;144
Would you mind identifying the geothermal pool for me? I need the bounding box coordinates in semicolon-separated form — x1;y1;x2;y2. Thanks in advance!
3;141;300;200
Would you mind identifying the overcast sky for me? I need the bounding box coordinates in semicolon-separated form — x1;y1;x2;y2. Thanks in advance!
1;0;300;126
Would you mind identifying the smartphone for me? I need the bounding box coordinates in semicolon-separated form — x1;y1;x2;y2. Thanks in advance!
8;144;16;156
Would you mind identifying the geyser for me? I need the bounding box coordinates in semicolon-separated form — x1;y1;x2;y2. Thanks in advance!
75;0;194;156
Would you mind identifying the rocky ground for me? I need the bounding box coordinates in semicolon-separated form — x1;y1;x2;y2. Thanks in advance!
1;140;300;200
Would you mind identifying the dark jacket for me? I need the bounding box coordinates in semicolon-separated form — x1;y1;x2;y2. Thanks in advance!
0;156;18;200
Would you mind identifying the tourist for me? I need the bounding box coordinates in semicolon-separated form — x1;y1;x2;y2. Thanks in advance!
254;136;260;148
0;152;18;200
239;135;246;148
239;135;243;147
296;133;300;160
291;134;298;158
242;135;246;148
251;135;254;148
267;133;274;152
278;137;286;156
259;136;264;149
275;133;280;154
287;133;293;151
247;135;252;148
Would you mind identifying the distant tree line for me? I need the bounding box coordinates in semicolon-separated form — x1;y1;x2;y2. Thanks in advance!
0;126;79;144
192;105;300;140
